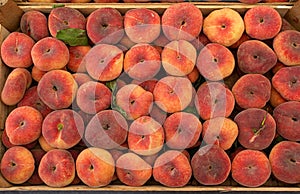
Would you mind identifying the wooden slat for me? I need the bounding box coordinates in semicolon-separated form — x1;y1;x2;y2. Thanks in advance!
16;2;294;16
0;184;300;192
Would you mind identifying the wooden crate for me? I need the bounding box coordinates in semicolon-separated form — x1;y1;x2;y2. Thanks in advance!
0;2;299;191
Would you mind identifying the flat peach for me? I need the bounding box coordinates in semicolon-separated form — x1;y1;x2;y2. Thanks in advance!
203;8;244;47
84;44;123;82
84;110;128;149
38;149;75;187
162;40;197;76
232;149;271;187
0;146;35;184
5;106;42;145
272;66;300;101
153;76;193;113
273;30;300;66
191;145;231;185
0;32;34;68
196;43;235;81
162;2;203;41
244;6;282;40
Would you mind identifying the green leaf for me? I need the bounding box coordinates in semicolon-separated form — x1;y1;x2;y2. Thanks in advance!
105;80;118;93
56;28;89;46
52;4;65;8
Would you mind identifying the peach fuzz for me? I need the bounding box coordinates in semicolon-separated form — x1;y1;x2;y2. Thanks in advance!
1;68;31;106
1;129;37;149
203;8;244;47
116;152;152;186
42;109;84;149
153;76;193;113
273;101;300;141
67;45;91;73
234;108;276;150
244;6;282;40
128;116;164;156
232;74;271;109
86;8;124;44
38;149;75;187
202;117;238;150
76;147;115;187
162;3;203;41
191;145;231;185
272;66;300;101
116;84;153;120
162;40;197;76
20;10;49;41
231;149;271;187
0;146;35;184
196;43;235;81
124;43;161;81
31;37;70;72
83;44;123;82
76;81;112;114
0;32;34;68
84;110;128;149
153;150;192;187
124;8;161;43
194;82;235;120
37;70;78;110
48;7;86;37
5;106;42;146
269;141;300;184
164;111;202;149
